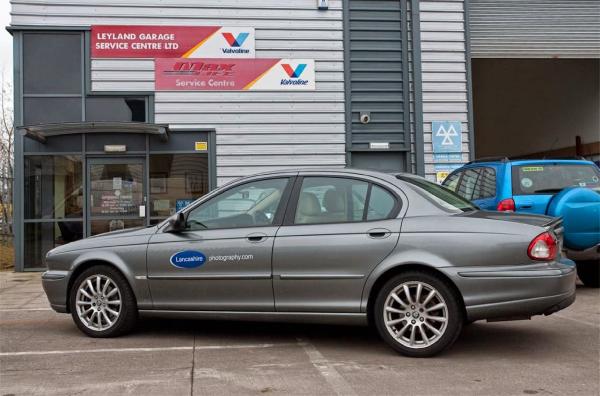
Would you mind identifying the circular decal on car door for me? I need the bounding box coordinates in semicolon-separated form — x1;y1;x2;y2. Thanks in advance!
170;251;207;269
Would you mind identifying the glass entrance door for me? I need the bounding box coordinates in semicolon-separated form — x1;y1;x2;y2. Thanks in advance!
87;158;146;236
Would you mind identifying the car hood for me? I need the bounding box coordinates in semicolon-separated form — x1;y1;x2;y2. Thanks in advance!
48;226;158;255
460;210;556;228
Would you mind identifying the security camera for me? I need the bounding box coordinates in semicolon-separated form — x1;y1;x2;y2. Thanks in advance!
360;112;371;124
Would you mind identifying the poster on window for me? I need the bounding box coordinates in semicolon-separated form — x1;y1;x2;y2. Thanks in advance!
91;26;255;58
155;58;316;91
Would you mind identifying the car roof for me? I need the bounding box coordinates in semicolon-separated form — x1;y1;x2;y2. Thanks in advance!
230;167;413;187
466;159;596;167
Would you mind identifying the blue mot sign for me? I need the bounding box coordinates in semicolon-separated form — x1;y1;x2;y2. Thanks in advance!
432;121;462;153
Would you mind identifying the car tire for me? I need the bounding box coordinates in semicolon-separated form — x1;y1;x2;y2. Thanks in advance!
374;271;464;357
576;261;600;288
69;265;138;337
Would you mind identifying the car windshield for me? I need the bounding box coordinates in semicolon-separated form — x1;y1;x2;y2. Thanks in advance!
396;175;477;213
512;164;600;195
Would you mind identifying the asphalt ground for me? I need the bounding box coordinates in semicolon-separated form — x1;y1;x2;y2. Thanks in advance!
0;271;598;395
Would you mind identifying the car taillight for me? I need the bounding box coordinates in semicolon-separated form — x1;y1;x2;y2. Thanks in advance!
497;198;516;212
528;232;558;261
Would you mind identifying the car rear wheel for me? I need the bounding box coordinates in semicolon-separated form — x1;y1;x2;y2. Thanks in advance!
576;261;600;288
69;265;138;337
374;271;464;357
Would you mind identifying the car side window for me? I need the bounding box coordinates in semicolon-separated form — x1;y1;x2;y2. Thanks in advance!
294;177;397;225
186;178;289;230
474;167;497;199
442;172;461;192
366;185;396;221
456;168;481;200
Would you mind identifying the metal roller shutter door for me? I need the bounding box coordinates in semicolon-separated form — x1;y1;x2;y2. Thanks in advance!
469;0;600;58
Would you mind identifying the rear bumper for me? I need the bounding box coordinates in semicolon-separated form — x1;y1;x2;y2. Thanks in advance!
442;260;577;322
565;244;600;262
41;270;71;313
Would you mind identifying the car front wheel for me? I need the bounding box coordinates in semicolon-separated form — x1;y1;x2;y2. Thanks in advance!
374;271;464;357
576;261;600;288
69;265;138;337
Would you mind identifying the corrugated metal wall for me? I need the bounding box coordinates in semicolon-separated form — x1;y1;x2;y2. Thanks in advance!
469;0;600;58
11;0;472;182
11;0;346;186
419;0;470;178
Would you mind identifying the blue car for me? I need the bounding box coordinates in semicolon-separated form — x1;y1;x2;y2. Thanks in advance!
442;158;600;287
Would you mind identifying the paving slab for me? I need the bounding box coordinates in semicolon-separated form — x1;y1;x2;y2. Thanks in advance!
0;271;598;396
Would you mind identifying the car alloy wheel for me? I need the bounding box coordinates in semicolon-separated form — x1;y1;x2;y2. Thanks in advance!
75;274;122;331
69;265;138;337
374;271;463;357
383;281;448;349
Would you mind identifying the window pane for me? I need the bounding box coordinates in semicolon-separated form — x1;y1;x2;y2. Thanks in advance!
23;33;82;94
294;177;369;225
149;154;209;217
24;97;82;125
187;178;288;230
478;168;497;199
512;164;600;195
396;175;477;213
442;172;461;192
90;219;145;236
367;185;396;220
24;221;83;269
86;97;146;122
89;163;144;218
456;169;481;200
24;156;83;220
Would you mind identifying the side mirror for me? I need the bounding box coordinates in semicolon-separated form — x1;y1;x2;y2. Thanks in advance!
167;212;186;233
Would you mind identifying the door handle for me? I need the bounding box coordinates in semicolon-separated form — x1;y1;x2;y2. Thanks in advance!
368;228;391;239
246;233;268;243
519;201;533;209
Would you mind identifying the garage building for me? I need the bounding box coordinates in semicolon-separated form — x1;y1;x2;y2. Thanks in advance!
8;0;599;270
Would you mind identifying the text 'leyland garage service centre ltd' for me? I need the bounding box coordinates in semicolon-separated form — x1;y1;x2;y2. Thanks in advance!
7;0;600;271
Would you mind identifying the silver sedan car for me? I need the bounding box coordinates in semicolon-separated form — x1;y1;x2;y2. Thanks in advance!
42;169;576;357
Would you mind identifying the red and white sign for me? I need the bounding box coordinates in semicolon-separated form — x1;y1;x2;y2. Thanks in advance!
155;58;315;91
91;26;255;58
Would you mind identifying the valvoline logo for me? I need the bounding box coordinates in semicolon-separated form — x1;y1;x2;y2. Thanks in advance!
282;64;307;78
281;64;309;85
170;251;206;269
222;32;250;54
222;32;249;47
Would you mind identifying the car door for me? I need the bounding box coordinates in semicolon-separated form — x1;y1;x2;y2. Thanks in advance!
146;176;294;311
272;175;402;313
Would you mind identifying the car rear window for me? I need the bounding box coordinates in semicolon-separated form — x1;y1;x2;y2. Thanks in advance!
512;164;600;195
397;175;477;213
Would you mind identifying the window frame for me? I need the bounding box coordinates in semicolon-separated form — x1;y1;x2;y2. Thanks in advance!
284;176;402;227
179;176;295;232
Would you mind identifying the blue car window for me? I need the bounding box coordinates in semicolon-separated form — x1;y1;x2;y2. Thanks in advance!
473;167;496;200
457;168;481;200
512;164;600;195
442;172;461;192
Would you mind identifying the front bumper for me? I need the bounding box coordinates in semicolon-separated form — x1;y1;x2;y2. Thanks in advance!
442;260;577;322
41;270;71;313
